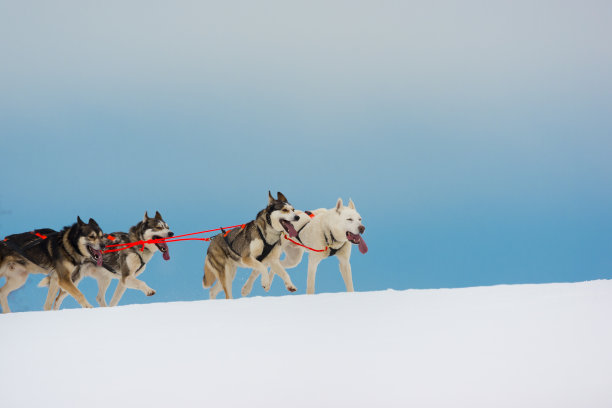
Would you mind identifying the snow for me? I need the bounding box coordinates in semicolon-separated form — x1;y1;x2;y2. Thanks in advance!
2;280;612;407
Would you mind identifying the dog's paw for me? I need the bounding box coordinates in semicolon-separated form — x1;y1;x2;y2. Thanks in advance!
260;276;270;292
241;285;252;297
286;284;297;292
146;288;156;296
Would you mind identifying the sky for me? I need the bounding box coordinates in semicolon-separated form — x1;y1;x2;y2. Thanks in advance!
1;1;611;311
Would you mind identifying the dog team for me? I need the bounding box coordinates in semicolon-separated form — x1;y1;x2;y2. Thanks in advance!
0;191;367;313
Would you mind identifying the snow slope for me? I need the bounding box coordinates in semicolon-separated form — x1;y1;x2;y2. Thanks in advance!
1;280;612;407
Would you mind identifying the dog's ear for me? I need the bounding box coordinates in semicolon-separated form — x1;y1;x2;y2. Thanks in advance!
77;216;85;226
348;199;355;209
277;192;288;203
154;211;162;220
88;218;100;229
335;198;343;213
143;211;149;222
268;191;275;204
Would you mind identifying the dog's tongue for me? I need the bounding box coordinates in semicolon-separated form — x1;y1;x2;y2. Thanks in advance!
95;249;104;266
283;221;298;238
357;236;368;254
158;242;170;261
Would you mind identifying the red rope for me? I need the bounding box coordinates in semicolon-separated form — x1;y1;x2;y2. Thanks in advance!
103;224;246;253
283;234;328;253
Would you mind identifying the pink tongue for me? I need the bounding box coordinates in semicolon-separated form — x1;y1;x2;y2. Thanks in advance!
158;242;170;261
358;236;368;254
95;250;104;266
285;222;298;238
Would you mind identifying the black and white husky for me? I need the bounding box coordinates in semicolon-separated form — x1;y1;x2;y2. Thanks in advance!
203;191;300;299
241;198;368;296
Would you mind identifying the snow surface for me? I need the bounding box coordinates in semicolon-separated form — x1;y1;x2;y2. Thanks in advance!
1;280;612;407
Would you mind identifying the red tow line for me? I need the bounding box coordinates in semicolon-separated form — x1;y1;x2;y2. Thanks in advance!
283;234;328;253
103;224;246;253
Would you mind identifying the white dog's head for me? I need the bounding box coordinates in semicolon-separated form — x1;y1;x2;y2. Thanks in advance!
328;198;368;254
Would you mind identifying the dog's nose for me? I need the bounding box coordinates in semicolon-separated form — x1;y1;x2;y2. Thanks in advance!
293;215;299;221
168;231;174;237
358;225;365;234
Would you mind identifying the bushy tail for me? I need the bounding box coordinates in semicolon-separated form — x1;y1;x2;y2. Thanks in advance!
202;257;218;288
38;276;50;287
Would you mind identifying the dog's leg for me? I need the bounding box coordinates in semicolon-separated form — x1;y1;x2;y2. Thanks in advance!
53;289;69;310
306;255;323;295
240;256;270;292
209;281;222;299
270;260;297;293
121;275;156;296
241;270;260;297
218;263;234;299
95;273;112;307
0;268;28;313
43;274;60;311
337;248;354;292
54;267;83;310
57;274;93;309
109;278;127;307
339;260;354;292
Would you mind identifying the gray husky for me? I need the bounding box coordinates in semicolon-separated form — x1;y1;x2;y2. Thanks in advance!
202;191;299;299
0;217;105;312
44;211;174;309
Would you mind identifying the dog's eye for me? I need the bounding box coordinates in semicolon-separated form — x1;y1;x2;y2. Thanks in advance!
347;218;353;222
282;209;289;213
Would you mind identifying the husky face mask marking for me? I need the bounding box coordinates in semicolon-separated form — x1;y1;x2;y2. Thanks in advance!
331;198;368;254
76;216;105;266
267;191;299;238
141;211;173;260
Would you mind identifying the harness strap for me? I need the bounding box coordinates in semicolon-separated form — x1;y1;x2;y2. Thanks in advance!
134;252;146;274
256;227;278;262
294;223;310;245
222;228;242;257
328;242;347;257
324;231;343;257
2;239;41;265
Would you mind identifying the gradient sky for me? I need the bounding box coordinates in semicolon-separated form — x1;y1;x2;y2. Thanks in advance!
1;1;611;311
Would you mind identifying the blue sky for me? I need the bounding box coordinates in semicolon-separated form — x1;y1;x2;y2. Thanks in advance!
1;1;611;311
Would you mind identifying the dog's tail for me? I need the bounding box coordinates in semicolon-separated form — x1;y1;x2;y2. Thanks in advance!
202;256;218;288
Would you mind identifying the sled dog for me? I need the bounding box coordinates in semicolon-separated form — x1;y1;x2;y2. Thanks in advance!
241;198;367;296
45;211;173;308
203;191;299;299
0;217;105;312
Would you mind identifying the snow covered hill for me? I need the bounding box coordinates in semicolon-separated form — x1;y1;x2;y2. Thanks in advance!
2;280;612;407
